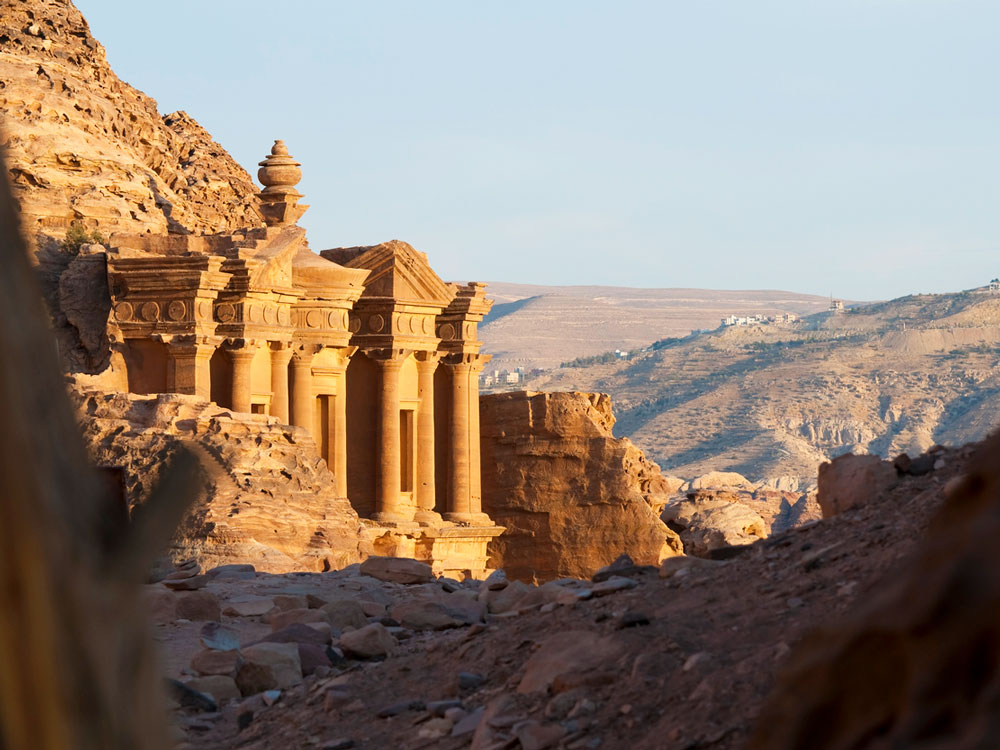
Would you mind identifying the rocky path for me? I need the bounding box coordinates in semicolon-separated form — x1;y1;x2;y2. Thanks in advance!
158;445;970;750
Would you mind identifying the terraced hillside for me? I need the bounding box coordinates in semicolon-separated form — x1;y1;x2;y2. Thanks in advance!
523;290;1000;486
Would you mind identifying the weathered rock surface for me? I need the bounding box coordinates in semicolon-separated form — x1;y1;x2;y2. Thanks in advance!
0;0;261;253
662;494;768;557
687;471;755;491
480;391;683;581
339;623;395;660
817;453;898;518
73;386;369;572
239;643;302;691
750;435;1000;749
359;556;433;585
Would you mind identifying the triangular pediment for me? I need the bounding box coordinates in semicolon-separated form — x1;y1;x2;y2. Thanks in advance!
320;240;455;307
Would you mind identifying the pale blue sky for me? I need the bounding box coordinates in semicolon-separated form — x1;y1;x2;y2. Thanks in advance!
77;1;1000;299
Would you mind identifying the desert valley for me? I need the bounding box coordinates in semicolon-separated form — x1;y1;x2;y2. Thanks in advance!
3;2;1000;750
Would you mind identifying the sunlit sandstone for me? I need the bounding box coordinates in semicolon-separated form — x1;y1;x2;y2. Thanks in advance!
102;140;502;576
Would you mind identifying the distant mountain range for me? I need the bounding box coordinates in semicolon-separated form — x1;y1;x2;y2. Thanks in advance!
479;282;841;373
490;286;1000;487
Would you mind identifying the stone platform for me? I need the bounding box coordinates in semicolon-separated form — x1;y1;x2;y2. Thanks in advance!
361;522;505;580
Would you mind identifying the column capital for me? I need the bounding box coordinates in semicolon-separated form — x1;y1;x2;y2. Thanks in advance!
325;345;357;370
365;347;412;364
291;343;322;365
226;346;257;363
164;334;220;351
414;350;442;365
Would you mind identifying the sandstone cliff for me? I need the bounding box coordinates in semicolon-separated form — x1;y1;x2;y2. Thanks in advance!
0;0;262;251
480;390;682;581
73;386;369;573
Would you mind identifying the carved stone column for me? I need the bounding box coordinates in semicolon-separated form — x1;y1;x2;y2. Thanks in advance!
373;355;411;524
469;356;487;516
269;343;293;423
227;345;256;413
166;338;215;401
329;346;355;498
445;360;473;521
414;351;441;524
290;347;317;436
444;357;491;524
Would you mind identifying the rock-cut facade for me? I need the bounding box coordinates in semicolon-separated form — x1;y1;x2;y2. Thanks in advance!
101;140;502;577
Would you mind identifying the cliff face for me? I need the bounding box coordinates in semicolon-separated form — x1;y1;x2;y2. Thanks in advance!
74;386;369;573
480;390;682;582
0;0;262;253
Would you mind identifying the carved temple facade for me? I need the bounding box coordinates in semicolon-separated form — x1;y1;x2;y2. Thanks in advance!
102;141;502;577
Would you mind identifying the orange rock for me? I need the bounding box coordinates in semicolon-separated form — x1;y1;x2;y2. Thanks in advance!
817;453;898;518
517;630;624;694
480;391;682;581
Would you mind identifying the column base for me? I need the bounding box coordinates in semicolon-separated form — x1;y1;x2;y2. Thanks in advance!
414;509;444;526
443;512;494;526
371;510;416;525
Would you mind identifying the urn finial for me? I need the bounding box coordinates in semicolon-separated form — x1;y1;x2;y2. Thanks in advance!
256;139;308;226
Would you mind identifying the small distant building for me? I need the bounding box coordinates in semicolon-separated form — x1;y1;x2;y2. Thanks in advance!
829;299;844;312
721;313;768;327
990;278;1000;293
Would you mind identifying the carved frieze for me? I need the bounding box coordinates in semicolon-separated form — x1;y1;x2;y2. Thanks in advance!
167;300;186;321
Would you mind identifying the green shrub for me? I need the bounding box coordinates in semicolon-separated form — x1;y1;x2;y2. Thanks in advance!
60;222;105;254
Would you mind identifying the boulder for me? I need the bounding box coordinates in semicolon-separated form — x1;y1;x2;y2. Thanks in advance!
688;471;755;490
190;648;242;677
480;391;683;582
223;596;274;617
262;623;331;647
817;453;898;518
199;622;240;651
662;496;766;557
175;591;221;622
359;556;433;584
238;643;302;692
339;623;396;660
320;599;370;632
390;600;475;631
268;608;327;631
206;564;256;580
185;676;240;705
517;630;624;695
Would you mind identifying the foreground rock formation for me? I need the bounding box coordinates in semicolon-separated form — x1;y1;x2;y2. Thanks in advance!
751;435;1000;749
75;386;369;573
480;391;682;581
